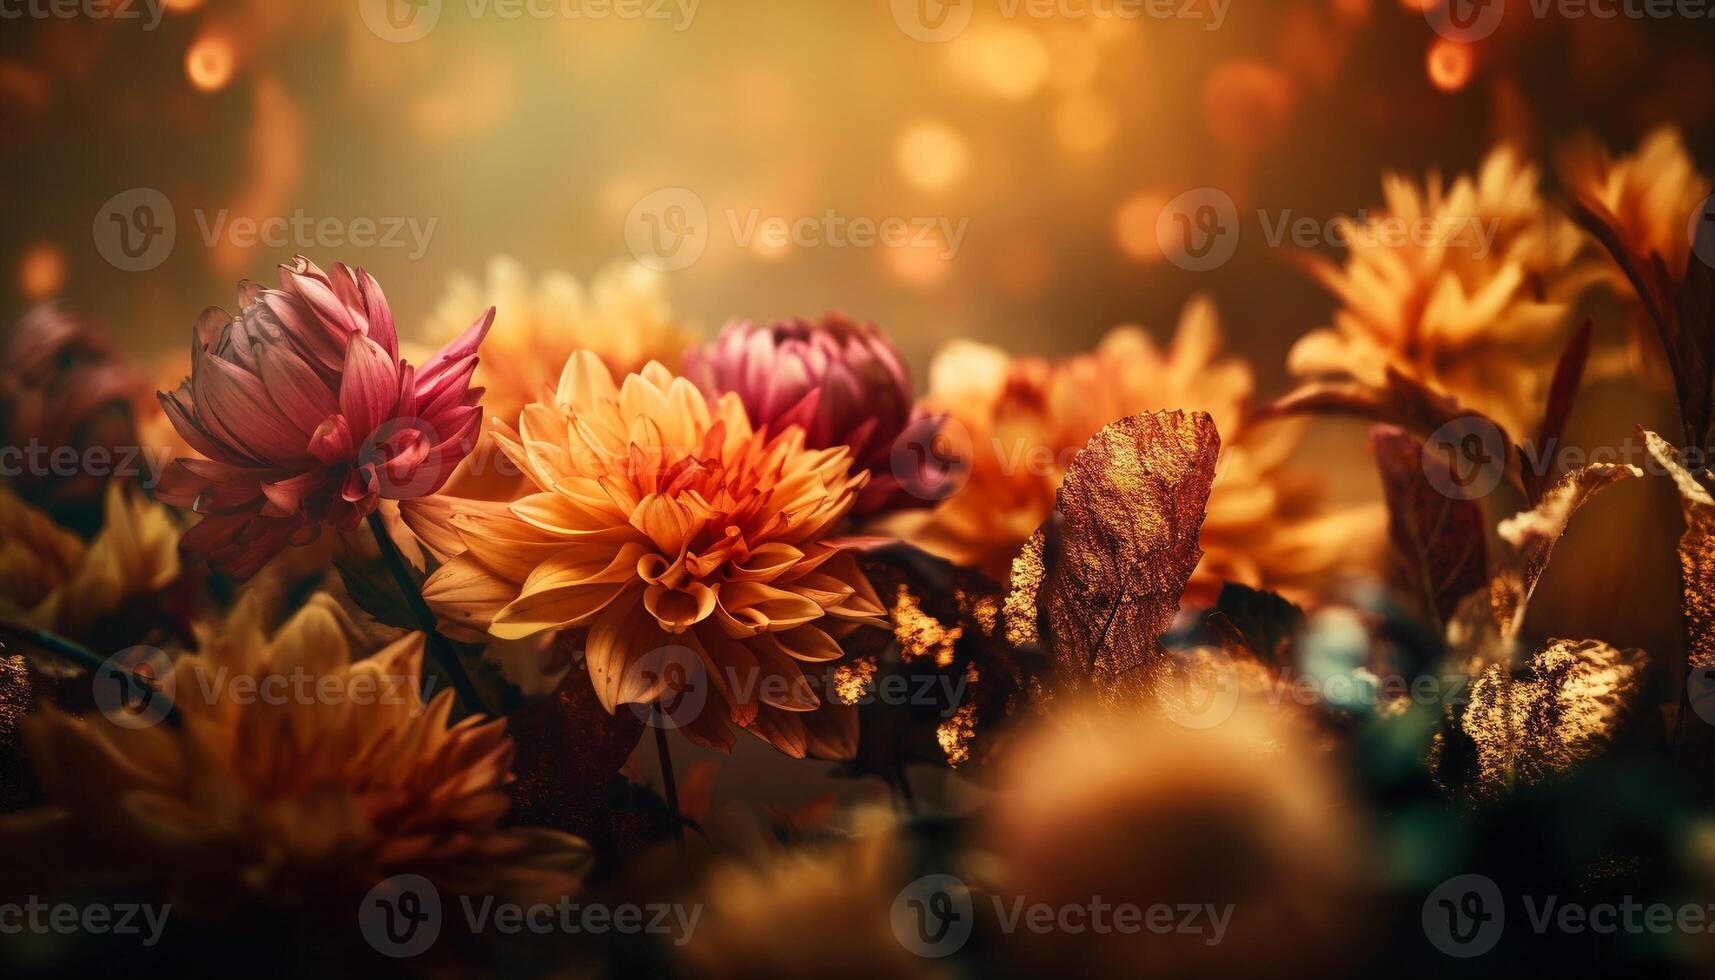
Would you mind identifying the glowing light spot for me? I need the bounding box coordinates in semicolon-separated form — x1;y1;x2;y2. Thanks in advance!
937;702;978;767
947;24;1051;100
1202;60;1296;153
163;0;205;10
186;35;235;92
896;123;969;192
1113;192;1168;264
1055;94;1117;154
1428;39;1475;92
18;244;65;301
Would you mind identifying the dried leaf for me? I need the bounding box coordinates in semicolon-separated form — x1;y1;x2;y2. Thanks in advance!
1435;638;1646;804
1446;463;1638;671
840;543;1046;776
1643;430;1715;671
1372;426;1488;632
1034;411;1220;706
506;647;648;856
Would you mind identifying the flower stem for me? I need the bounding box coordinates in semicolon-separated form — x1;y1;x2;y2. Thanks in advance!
654;722;685;853
366;512;487;716
0;619;104;675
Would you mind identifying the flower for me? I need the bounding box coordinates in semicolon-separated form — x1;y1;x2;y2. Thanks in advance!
902;297;1374;605
3;590;590;918
420;257;696;424
155;256;493;579
684;313;945;518
1559;126;1712;384
1287;146;1600;438
680;812;936;980
405;352;887;758
0;305;143;527
0;481;181;642
983;705;1367;978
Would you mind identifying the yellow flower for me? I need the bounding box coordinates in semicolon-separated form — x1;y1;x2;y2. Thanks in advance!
406;353;887;758
420;257;698;425
680;813;938;980
983;705;1367;978
4;590;589;912
903;297;1372;606
1288;146;1600;438
1560;126;1712;384
0;481;180;637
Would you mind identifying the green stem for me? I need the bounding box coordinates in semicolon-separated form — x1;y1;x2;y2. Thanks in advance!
366;512;487;716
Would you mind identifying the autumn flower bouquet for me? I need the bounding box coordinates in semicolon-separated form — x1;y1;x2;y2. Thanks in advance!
5;120;1715;979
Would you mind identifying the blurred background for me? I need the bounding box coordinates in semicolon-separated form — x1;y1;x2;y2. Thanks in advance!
3;0;1714;821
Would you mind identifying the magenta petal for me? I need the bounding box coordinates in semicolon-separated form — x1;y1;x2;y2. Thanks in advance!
356;268;399;358
158;386;237;463
417;307;494;391
309;413;355;464
282;261;359;339
338;334;400;438
194;354;314;465
257;345;338;436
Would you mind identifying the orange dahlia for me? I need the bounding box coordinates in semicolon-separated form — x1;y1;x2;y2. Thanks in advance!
405;352;887;758
900;297;1375;605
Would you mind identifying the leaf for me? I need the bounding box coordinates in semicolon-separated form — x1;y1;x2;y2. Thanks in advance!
1263;369;1530;498
333;552;421;633
1209;583;1307;668
1372;426;1489;633
1527;319;1594;501
505;646;649;857
1642;429;1715;672
1570;197;1715;452
1432;638;1646;805
1445;463;1638;672
1027;411;1221;706
837;542;1047;777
